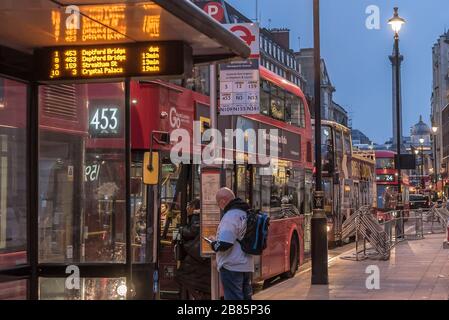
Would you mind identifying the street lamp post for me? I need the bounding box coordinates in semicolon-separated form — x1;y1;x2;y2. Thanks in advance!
311;0;328;285
432;126;438;186
419;138;425;189
388;7;406;200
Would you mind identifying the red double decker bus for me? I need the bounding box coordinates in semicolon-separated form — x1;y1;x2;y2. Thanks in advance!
375;150;410;221
130;65;313;297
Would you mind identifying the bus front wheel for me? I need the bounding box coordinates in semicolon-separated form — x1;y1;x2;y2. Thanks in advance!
281;236;299;279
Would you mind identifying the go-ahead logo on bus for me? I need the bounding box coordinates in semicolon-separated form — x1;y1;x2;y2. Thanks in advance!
169;107;190;129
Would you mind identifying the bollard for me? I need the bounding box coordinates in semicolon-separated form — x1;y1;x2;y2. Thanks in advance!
415;209;423;239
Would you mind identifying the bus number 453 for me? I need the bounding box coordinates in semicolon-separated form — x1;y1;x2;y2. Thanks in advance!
90;107;119;132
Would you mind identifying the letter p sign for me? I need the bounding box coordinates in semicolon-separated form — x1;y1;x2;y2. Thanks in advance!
203;2;225;22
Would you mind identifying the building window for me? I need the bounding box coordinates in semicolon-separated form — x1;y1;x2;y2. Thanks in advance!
286;94;305;128
299;98;306;128
270;84;285;121
307;141;312;163
260;80;270;116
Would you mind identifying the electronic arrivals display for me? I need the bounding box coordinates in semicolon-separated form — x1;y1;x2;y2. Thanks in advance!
34;41;192;81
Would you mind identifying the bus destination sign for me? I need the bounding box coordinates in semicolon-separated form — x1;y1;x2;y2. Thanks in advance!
34;41;192;81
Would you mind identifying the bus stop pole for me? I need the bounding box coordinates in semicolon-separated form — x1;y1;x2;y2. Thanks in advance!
209;63;220;300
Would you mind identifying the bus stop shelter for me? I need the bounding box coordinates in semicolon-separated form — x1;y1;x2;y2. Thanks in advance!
0;0;249;300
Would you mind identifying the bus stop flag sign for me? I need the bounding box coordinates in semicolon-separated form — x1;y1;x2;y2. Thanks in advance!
219;23;260;116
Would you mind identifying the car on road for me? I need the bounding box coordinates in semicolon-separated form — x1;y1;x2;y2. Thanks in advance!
409;194;431;209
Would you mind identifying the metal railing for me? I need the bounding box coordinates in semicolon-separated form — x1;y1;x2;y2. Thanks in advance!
381;209;425;243
342;208;426;261
355;209;390;261
341;205;371;240
430;206;449;232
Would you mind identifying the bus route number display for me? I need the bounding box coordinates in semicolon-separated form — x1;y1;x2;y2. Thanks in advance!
376;174;395;182
34;41;192;81
88;100;123;138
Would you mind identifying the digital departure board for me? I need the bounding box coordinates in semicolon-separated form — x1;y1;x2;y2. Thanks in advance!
34;41;192;81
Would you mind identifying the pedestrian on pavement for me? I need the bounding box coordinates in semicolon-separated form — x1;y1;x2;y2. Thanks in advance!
175;198;211;299
210;187;254;300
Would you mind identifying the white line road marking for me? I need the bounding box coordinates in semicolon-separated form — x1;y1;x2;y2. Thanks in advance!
296;246;357;277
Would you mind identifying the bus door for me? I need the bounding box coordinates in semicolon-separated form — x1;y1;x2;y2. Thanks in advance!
158;159;192;299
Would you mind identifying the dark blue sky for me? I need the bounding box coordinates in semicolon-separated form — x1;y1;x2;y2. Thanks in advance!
227;0;447;144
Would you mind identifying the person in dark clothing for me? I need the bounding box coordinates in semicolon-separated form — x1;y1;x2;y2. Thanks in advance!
175;198;211;299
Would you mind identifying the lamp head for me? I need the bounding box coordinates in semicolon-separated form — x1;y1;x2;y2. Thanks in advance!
388;7;406;34
432;126;438;134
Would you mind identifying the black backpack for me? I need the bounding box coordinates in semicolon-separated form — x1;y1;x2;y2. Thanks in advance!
238;209;270;255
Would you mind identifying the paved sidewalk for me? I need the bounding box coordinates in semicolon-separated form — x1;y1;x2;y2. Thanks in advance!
254;233;449;300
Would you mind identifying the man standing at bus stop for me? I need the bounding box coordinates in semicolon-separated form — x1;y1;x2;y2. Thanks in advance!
210;187;254;300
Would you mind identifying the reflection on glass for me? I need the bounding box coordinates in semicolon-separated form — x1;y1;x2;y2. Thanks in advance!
257;161;301;219
143;14;160;37
0;280;27;300
130;161;152;263
52;10;61;42
260;81;270;116
321;125;333;173
52;5;127;43
0;77;27;270
141;3;161;38
38;83;126;263
270;86;284;121
377;185;398;210
39;277;126;300
236;165;248;202
160;162;182;241
376;157;395;169
323;179;333;215
81;6;126;42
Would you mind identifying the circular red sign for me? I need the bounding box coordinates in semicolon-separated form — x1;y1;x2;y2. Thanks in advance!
203;2;225;22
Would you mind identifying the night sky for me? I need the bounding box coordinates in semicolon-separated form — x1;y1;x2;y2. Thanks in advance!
227;0;448;144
